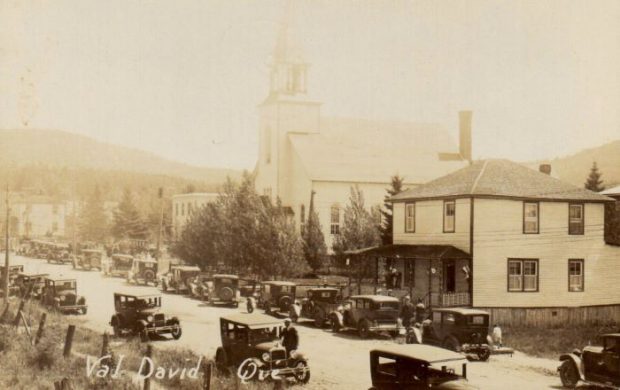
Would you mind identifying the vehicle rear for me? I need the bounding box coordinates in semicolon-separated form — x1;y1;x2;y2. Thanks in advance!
369;300;402;332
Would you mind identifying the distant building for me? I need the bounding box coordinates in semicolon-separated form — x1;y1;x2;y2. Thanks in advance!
8;193;68;238
172;193;219;239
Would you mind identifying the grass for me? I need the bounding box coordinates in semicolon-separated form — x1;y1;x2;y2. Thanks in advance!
0;299;289;389
504;323;619;359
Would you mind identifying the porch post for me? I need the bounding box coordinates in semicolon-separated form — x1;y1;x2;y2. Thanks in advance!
374;256;378;294
427;258;432;309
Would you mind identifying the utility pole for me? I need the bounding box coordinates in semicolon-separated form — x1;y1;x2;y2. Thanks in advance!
155;187;164;260
3;184;10;305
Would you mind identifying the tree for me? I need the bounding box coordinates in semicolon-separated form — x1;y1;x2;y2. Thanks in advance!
78;186;108;242
585;162;605;192
111;188;149;240
380;175;404;245
333;186;382;256
301;191;327;272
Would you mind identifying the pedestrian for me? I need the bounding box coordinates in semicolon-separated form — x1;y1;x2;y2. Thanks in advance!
415;299;426;323
492;323;503;348
400;296;415;328
281;318;299;355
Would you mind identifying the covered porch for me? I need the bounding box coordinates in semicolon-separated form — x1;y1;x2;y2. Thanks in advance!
345;244;472;308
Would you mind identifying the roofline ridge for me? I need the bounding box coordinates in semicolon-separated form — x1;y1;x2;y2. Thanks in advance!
470;160;489;194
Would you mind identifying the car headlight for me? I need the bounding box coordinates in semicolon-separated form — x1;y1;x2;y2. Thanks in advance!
147;315;154;322
262;352;271;362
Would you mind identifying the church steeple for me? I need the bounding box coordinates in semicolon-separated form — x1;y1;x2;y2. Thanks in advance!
269;0;308;96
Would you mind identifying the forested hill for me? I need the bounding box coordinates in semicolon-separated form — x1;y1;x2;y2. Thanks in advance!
0;129;241;184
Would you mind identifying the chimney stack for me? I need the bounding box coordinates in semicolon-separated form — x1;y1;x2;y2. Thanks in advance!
539;164;552;175
459;111;472;163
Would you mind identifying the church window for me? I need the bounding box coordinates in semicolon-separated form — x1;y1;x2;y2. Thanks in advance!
330;204;340;235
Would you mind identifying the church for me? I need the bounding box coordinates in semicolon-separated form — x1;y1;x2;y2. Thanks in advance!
253;12;471;251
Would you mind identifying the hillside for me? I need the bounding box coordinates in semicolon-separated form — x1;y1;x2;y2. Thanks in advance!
0;129;242;183
543;140;620;188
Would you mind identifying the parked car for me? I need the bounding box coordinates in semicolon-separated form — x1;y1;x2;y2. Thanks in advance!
369;344;477;389
109;292;182;341
215;313;310;384
41;278;87;314
410;308;491;361
47;243;72;264
0;265;24;298
188;272;212;300
73;249;103;271
290;287;343;327
330;295;403;338
161;265;201;293
204;274;241;307
104;254;134;278
14;272;49;299
127;257;159;286
257;281;297;315
558;333;620;388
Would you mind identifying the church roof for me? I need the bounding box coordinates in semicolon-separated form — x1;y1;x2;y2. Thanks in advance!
391;159;615;202
288;117;467;184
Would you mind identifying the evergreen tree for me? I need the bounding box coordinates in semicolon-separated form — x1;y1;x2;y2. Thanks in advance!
78;186;108;242
380;175;404;245
112;188;149;240
301;191;327;272
585;162;605;192
333;186;381;255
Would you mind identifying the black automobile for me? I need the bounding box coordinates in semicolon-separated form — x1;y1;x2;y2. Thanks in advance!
409;308;491;361
559;333;620;388
109;293;182;341
258;281;297;315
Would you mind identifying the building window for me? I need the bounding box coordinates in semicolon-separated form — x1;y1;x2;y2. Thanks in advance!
443;200;455;233
568;259;584;292
523;202;539;234
181;203;185;216
188;203;193;215
404;203;415;233
508;259;538;292
568;203;584;235
330;204;340;235
265;127;272;164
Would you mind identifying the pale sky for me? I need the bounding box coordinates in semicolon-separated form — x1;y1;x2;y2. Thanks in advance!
1;0;619;170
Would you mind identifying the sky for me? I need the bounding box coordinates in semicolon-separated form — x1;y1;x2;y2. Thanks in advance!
1;0;619;170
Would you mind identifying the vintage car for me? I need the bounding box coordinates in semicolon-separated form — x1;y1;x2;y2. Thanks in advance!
0;265;24;297
104;254;134;277
409;308;491;361
188;272;212;299
127;257;159;286
369;344;477;389
73;249;103;271
109;293;182;342
41;278;87;314
258;281;297;315
330;295;403;338
47;243;72;264
161;265;201;293
204;274;241;307
215;313;310;384
289;287;343;327
558;333;620;388
14;272;49;299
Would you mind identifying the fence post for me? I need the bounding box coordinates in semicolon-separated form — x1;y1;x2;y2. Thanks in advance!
13;300;25;327
202;360;212;390
35;312;47;345
142;344;153;390
63;325;76;358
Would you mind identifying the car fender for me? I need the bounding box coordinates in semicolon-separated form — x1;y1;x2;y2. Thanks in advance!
290;303;301;317
290;350;308;361
331;311;344;327
169;316;180;325
559;353;584;380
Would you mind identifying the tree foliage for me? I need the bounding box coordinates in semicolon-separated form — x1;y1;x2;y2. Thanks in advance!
585;161;605;192
301;191;327;272
171;173;306;279
380;175;404;245
78;186;108;242
111;188;149;240
333;186;382;256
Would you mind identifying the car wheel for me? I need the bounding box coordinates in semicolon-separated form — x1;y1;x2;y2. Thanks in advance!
215;348;229;374
313;309;325;328
358;320;370;339
170;323;182;340
293;360;310;384
477;348;491;362
559;360;579;388
442;336;461;352
246;299;255;313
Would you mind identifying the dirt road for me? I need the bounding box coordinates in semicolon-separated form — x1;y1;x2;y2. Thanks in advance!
14;255;566;389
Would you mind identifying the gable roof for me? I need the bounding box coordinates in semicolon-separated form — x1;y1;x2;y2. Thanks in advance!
391;159;614;203
601;185;620;197
288;117;467;184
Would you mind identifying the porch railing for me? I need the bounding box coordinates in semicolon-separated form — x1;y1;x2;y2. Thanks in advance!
423;292;471;307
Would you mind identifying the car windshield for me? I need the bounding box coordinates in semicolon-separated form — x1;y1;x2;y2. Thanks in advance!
135;298;159;309
466;315;488;326
250;327;279;344
56;281;76;291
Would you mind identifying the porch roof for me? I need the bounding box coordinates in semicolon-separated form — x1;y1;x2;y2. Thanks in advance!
344;244;470;260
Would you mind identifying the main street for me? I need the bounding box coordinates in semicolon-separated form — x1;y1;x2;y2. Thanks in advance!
14;255;565;390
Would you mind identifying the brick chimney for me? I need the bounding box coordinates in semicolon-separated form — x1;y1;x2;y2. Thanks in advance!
459;111;472;162
539;164;552;175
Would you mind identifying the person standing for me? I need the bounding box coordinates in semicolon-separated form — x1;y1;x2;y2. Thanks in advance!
400;296;415;328
281;318;299;354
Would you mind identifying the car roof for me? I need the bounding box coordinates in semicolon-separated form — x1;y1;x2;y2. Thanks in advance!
18;272;48;277
602;333;620;338
432;308;489;316
213;274;239;279
171;265;201;271
309;287;339;292
371;344;468;364
350;295;400;303
262;281;296;286
221;313;283;329
114;292;162;299
46;277;76;282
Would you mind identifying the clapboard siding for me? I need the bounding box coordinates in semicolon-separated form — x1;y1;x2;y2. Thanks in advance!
480;305;620;327
393;198;471;253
